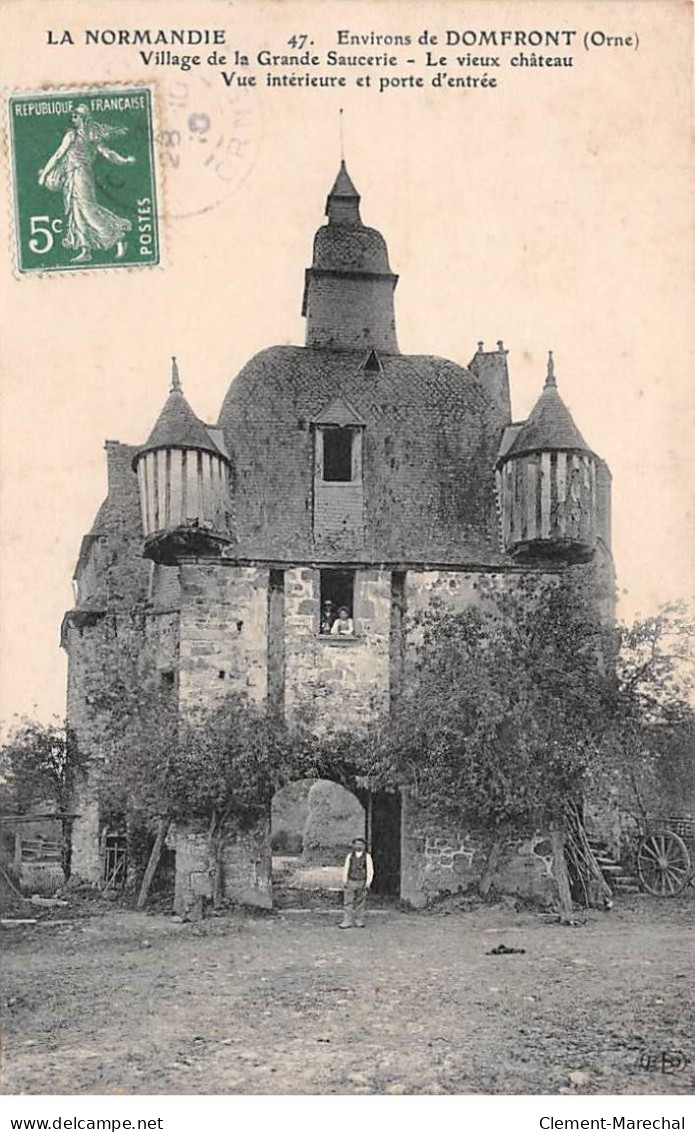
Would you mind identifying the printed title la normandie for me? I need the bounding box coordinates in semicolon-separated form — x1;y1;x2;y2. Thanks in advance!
48;28;579;48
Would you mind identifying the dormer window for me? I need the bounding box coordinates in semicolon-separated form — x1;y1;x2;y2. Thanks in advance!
312;394;366;546
312;394;365;485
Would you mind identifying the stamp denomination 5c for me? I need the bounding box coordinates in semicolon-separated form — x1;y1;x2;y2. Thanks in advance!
8;86;160;273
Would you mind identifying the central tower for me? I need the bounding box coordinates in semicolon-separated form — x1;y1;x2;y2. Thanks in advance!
301;161;399;353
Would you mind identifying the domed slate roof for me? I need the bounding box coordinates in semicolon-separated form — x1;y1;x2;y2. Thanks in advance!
311;223;392;275
218;345;509;565
505;353;592;460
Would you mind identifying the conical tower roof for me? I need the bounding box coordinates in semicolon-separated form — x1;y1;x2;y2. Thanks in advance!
136;358;224;461
506;352;593;459
327;159;360;199
324;160;362;225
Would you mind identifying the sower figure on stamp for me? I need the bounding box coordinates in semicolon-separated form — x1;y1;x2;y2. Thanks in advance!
38;104;135;263
340;837;374;928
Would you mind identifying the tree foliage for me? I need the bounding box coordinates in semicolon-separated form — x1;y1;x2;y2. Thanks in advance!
0;717;86;875
384;574;613;832
380;578;694;842
598;601;695;823
0;718;82;813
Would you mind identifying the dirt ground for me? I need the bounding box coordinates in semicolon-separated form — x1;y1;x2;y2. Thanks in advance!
1;892;693;1096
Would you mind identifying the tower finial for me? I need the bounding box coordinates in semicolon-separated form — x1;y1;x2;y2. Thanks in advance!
545;350;556;388
339;108;344;163
170;355;182;393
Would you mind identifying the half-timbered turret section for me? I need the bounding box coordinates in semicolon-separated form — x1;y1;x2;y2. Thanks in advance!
497;353;598;563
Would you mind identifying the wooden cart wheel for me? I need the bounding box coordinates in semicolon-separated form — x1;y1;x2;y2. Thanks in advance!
637;831;691;896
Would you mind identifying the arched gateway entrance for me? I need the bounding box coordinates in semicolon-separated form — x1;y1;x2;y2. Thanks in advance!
270;778;402;906
171;763;402;916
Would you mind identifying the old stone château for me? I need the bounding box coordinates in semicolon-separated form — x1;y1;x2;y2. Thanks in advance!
62;161;614;909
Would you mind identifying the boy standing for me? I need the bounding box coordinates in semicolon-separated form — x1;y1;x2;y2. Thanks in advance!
339;837;374;928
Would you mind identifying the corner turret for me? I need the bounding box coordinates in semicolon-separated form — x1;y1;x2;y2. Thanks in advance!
497;353;599;563
133;358;233;564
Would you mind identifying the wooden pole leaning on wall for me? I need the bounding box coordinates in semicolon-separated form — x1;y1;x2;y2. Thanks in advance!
136;816;171;909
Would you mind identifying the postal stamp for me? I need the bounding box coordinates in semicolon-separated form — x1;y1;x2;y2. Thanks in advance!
8;86;160;273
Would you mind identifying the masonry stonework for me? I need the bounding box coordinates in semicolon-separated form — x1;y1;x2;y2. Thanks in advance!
178;564;268;711
63;618;109;883
401;793;557;908
284;567;391;729
172;816;272;914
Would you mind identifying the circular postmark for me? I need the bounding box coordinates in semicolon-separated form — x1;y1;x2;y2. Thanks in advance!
154;75;262;221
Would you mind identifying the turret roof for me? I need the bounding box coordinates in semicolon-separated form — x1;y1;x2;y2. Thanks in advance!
328;160;360;200
505;353;593;459
325;160;362;226
137;359;224;460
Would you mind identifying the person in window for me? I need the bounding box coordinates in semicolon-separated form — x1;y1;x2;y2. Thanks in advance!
330;605;354;636
339;837;374;928
320;600;335;634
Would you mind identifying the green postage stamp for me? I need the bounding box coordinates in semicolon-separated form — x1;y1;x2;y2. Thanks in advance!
8;86;160;273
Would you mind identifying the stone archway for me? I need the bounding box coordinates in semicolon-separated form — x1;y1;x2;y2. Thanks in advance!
270;773;403;907
271;779;366;907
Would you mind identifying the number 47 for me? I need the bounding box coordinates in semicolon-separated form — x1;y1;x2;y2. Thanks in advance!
287;33;309;48
28;215;62;254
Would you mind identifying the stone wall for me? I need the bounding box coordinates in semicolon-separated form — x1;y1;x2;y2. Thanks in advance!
174;565;270;907
150;563;181;613
173;815;272;914
304;273;398;353
102;441;152;609
145;604;180;675
403;568;503;675
64;616;109;883
65;441;152;882
400;792;557;908
405;569;483;620
74;536;106;608
70;785;102;884
284;566;391;729
178;564;268;710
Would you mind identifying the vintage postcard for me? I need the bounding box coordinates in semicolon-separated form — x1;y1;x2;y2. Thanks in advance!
0;0;693;1116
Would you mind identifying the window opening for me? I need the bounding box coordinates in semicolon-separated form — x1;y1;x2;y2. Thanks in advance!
322;427;353;482
320;570;355;635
